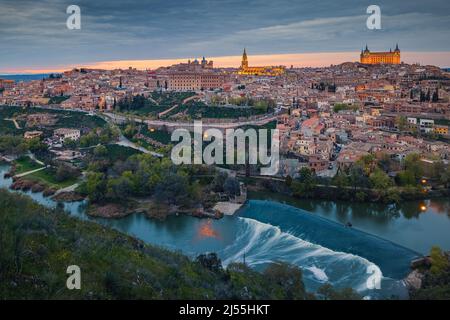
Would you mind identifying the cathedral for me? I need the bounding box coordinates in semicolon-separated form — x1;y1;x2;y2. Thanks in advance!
238;49;286;76
360;44;401;65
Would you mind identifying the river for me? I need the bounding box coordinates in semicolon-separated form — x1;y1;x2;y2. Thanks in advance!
2;164;449;299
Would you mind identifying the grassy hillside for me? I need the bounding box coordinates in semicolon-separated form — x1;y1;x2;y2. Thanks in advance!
0;189;310;300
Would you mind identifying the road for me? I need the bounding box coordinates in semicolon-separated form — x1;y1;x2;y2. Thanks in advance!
116;134;163;158
102;112;279;130
14;166;48;178
53;182;80;195
5;118;21;129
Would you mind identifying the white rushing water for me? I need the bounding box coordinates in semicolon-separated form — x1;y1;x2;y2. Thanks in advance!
220;217;384;293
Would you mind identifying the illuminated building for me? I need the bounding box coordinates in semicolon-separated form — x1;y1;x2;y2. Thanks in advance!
238;49;286;76
360;44;401;65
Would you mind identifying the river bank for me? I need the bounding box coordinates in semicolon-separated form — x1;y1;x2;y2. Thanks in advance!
1;163;446;298
245;175;450;204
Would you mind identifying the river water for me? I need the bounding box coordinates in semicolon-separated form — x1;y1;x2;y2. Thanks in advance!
2;164;449;299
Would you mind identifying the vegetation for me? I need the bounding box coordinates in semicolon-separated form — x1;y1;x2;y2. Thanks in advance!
172;100;268;120
411;246;450;300
285;153;450;204
0;135;29;155
48;95;70;104
79;125;120;148
0;105;106;136
77;153;202;207
13;156;43;174
0;189;315;299
116;92;195;116
24;166;79;189
333;103;359;113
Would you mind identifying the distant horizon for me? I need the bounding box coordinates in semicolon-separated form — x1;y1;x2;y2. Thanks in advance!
2;51;450;75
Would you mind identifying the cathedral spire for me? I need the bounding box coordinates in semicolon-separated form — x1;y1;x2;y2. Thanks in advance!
241;48;248;69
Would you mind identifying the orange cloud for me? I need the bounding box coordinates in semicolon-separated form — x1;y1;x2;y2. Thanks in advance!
3;51;450;74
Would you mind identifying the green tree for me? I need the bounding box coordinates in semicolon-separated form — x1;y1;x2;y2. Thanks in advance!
349;165;369;190
93;145;108;158
404;153;423;181
369;168;393;190
84;172;106;202
396;116;408;132
263;262;306;300
292;167;316;197
430;246;450;276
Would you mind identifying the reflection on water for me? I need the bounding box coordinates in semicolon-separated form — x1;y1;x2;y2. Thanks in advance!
197;220;220;240
249;191;450;254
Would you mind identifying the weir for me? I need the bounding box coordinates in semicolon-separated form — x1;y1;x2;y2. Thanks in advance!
237;200;421;279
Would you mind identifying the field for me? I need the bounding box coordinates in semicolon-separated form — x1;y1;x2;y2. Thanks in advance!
13;156;43;174
164;101;266;120
103;144;142;161
24;168;78;189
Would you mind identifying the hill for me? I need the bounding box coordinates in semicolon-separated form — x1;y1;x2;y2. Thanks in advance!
0;189;310;300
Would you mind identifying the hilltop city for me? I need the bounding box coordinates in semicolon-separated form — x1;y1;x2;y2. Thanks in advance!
1;46;449;180
1;43;450;302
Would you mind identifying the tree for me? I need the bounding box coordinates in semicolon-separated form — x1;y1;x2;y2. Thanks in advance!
196;253;223;273
430;246;449;276
369;168;393;190
93;145;108;157
263;262;306;300
357;154;377;176
292;167;316;197
438;166;450;188
84;172;106;202
317;284;361;300
0;135;28;155
212;171;228;192
396;116;408;132
432;88;439;102
106;175;132;200
404;153;423;181
123;123;137;139
154;173;189;206
223;177;240;197
55;164;80;182
349;165;369;190
396;170;414;186
285;175;293;187
332;171;349;188
63;138;77;149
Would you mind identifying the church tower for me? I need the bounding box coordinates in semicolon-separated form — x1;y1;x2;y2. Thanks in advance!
241;48;249;69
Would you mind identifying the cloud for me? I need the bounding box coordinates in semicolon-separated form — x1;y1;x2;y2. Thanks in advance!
0;0;450;71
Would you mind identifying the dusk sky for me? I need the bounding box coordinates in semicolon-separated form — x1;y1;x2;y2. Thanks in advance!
1;0;450;73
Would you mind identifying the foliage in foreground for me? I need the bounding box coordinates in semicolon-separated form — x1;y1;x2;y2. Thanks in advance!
411;246;450;300
0;189;317;300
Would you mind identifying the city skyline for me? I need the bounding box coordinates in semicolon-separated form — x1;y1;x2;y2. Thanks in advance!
2;50;450;75
1;0;450;73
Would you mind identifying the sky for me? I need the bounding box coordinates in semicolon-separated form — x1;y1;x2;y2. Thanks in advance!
1;0;450;73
